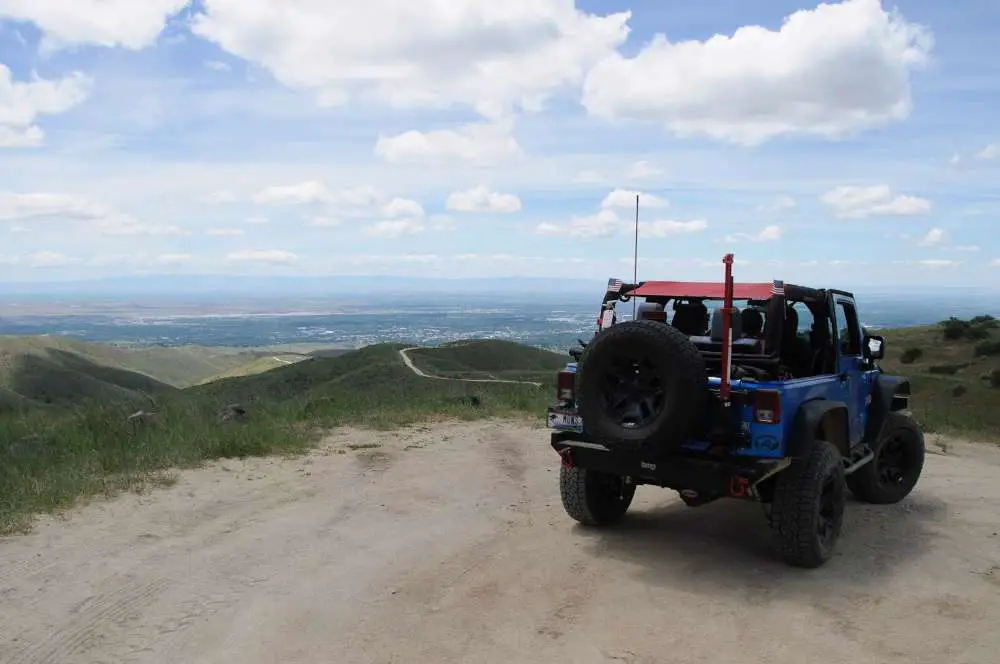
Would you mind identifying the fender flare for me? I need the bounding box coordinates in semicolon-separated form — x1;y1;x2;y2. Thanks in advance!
863;374;911;442
787;398;850;458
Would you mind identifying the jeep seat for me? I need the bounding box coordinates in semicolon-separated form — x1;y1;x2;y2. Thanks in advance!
690;308;763;354
671;302;709;336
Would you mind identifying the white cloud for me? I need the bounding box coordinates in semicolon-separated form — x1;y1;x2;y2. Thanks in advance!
536;209;621;238
993;259;1000;267
0;65;91;148
820;184;931;218
375;121;521;164
536;209;706;238
252;180;332;206
757;195;796;213
642;219;709;237
95;217;190;236
581;0;932;145
206;227;245;236
977;144;998;160
0;0;186;50
446;185;521;213
0;191;186;236
244;215;268;224
154;253;193;265
626;160;663;180
203;189;238;204
381;197;425;218
25;250;73;268
951;245;980;253
917;227;946;246
205;60;232;72
303;215;340;227
601;189;668;209
362;218;426;238
724;225;783;243
191;1;630;118
227;250;299;264
918;259;960;268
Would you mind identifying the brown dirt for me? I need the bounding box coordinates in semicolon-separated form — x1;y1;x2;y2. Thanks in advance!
1;419;998;663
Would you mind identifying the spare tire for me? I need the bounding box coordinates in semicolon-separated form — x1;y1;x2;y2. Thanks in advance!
576;319;707;453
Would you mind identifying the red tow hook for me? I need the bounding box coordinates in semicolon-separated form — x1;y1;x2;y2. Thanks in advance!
559;448;574;468
729;475;749;498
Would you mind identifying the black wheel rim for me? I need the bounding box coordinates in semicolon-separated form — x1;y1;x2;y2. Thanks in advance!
817;474;840;547
599;353;668;429
877;434;912;486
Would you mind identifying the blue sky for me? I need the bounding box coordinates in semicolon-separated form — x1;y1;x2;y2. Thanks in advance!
0;0;997;288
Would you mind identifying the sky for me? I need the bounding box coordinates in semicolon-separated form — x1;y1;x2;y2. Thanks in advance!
0;0;998;290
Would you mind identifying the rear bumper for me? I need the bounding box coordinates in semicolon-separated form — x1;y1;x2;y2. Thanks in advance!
550;431;790;500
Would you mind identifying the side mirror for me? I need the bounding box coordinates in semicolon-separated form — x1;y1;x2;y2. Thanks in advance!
864;335;885;360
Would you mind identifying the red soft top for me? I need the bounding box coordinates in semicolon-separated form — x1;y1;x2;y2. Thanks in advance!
628;280;774;300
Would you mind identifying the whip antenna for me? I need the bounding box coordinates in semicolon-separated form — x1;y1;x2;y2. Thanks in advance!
632;193;640;319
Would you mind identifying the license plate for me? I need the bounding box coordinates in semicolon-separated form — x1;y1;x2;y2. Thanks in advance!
548;411;582;430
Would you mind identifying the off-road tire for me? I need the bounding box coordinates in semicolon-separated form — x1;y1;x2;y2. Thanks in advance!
575;319;707;453
770;440;846;568
559;466;636;527
847;412;924;504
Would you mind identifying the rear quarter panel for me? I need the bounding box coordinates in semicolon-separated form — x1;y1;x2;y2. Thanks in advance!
696;376;844;459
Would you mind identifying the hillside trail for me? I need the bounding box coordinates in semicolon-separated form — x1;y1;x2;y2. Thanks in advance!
398;346;544;387
2;421;999;664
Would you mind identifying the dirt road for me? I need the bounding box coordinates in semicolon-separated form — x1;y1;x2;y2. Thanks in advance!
1;420;998;664
398;347;543;386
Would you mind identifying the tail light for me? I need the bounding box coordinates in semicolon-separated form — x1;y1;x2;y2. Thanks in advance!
557;370;575;402
754;389;781;424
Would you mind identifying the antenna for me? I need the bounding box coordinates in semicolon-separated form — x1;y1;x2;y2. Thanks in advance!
632;193;640;319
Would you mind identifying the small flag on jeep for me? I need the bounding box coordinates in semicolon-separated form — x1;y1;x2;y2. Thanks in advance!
607;278;624;292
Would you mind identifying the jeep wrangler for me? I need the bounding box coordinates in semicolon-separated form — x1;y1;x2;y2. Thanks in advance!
547;254;925;568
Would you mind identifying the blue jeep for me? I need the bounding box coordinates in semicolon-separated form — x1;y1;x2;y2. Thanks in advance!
547;258;924;568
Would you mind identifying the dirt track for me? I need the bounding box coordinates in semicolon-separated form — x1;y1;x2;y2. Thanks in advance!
1;420;999;664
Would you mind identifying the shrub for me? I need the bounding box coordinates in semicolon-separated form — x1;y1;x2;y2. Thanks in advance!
899;347;923;364
991;370;1000;389
951;384;968;398
940;317;969;341
974;340;1000;357
928;364;963;375
964;325;991;341
970;314;998;328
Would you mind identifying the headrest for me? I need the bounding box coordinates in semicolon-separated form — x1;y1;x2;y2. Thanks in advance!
637;301;666;321
742;307;764;335
710;307;743;342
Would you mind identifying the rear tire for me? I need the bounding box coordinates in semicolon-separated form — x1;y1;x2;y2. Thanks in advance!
559;466;636;526
847;412;924;504
574;320;707;453
770;440;846;568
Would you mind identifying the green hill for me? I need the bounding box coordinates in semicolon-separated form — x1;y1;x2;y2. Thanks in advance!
0;339;178;410
878;315;1000;438
404;340;567;382
0;336;274;389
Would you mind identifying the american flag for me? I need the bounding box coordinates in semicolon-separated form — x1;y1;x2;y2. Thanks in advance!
770;280;785;296
607;278;624;292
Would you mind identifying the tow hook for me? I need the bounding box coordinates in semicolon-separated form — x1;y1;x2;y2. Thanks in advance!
729;475;750;498
559;448;574;468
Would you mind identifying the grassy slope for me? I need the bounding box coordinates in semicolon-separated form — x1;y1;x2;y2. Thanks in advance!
0;339;178;410
0;341;555;534
405;340;568;382
880;320;1000;438
0;336;270;388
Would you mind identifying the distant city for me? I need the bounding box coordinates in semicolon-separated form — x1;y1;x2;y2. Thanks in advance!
0;284;997;351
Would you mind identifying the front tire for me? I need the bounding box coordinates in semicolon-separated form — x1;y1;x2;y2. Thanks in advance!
770;440;846;568
559;466;636;526
847;412;924;504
